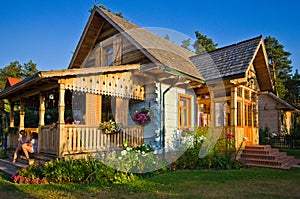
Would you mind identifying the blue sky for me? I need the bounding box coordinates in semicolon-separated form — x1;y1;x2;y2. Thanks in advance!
0;0;299;73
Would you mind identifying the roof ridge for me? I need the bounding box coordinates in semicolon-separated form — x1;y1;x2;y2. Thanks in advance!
97;7;196;56
202;35;262;55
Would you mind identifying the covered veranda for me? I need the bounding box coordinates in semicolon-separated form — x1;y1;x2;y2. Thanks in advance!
0;65;146;158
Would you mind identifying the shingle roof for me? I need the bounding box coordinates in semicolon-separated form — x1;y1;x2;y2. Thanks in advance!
261;91;299;111
70;7;202;80
190;36;262;81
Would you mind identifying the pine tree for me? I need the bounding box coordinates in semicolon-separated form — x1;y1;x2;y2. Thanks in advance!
193;31;217;54
264;36;292;98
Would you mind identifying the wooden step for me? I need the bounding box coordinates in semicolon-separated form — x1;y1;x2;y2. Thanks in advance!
0;158;28;175
6;149;55;166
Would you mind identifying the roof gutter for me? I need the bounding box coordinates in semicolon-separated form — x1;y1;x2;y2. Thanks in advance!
163;66;204;84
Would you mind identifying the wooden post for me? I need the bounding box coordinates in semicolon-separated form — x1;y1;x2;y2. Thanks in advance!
58;81;66;157
241;88;245;127
38;93;46;153
9;101;15;128
231;87;238;147
19;99;25;130
39;93;45;126
210;89;215;127
115;97;128;126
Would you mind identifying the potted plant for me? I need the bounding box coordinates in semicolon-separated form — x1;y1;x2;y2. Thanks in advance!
132;107;151;126
99;120;122;134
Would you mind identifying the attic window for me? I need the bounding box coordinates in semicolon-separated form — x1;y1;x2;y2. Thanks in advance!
105;46;114;66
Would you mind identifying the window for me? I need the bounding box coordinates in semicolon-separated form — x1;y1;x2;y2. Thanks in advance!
178;94;192;129
101;96;116;122
105;46;114;66
198;103;210;127
215;101;230;127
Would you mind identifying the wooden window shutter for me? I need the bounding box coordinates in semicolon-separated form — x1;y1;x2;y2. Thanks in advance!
85;93;101;125
113;37;122;66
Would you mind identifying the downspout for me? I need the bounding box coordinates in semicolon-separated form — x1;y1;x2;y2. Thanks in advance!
161;76;180;153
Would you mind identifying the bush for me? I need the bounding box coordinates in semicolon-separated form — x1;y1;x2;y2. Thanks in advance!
13;143;157;184
171;127;243;170
259;126;271;145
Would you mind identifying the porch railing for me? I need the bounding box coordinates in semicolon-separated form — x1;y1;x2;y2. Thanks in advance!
39;126;58;154
39;125;144;156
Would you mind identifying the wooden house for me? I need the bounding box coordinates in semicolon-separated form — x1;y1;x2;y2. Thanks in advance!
259;91;299;135
190;36;273;148
0;6;203;158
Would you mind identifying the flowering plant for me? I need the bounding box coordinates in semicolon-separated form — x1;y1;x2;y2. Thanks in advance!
132;107;151;125
49;122;57;130
99;120;122;133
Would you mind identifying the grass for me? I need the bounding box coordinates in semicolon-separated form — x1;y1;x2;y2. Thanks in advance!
1;167;300;199
280;148;300;159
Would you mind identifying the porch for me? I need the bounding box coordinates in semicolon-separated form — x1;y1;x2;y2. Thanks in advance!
2;65;148;159
8;126;143;157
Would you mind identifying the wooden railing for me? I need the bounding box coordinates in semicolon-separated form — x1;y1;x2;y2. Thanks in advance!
38;125;144;156
61;125;144;155
39;126;58;155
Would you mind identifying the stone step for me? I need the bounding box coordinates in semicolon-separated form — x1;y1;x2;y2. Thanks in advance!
282;159;300;169
240;145;300;169
242;148;279;155
244;145;271;150
242;155;296;168
240;152;287;161
244;158;300;170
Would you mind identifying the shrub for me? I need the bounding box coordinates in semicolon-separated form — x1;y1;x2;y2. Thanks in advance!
172;127;243;170
12;143;158;184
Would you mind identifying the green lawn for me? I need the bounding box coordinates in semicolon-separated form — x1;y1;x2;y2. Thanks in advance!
1;167;300;199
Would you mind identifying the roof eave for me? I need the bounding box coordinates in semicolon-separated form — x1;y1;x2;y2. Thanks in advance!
0;73;41;99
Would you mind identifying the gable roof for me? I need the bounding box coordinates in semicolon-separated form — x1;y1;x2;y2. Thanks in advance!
5;77;22;89
260;91;300;112
69;6;202;80
190;36;273;91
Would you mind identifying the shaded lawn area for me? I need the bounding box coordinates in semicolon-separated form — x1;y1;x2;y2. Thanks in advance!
280;148;300;159
1;167;300;199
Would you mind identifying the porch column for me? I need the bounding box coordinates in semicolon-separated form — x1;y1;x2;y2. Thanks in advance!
231;87;238;148
58;81;66;157
9;101;15;128
210;90;215;127
19;99;25;130
231;87;237;127
115;97;128;126
39;93;45;126
38;93;46;154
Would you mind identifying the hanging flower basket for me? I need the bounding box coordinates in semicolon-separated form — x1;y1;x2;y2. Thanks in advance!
132;107;151;126
99;120;122;134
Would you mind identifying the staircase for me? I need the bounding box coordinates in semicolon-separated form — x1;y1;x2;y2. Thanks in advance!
0;149;56;176
240;145;300;169
0;158;28;175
